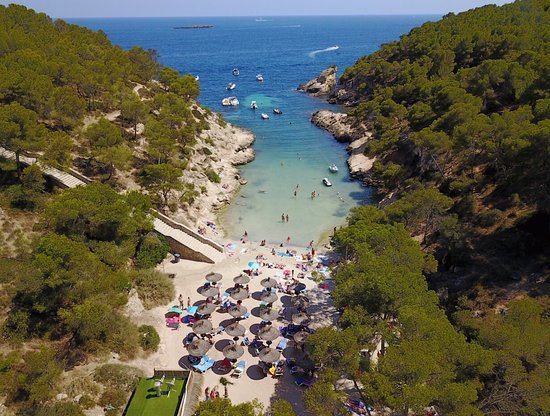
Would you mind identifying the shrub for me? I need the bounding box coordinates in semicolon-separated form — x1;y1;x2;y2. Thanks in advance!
135;232;169;268
79;395;96;409
205;169;221;183
36;402;85;416
477;209;503;228
94;364;143;390
138;325;160;352
99;389;128;410
132;269;175;309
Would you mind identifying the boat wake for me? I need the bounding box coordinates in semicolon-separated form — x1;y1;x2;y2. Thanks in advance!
308;45;339;58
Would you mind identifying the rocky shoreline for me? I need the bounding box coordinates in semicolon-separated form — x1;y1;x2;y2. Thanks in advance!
172;109;256;231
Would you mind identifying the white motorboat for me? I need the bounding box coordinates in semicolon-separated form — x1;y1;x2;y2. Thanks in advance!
261;113;269;120
329;164;338;173
222;97;239;106
250;101;258;110
273;108;283;115
232;68;240;76
322;178;332;187
195;75;200;81
256;74;264;82
227;82;236;90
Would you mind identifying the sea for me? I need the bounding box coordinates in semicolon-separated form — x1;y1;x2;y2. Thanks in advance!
69;16;436;246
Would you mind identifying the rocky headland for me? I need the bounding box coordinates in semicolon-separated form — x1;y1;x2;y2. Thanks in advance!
297;65;337;96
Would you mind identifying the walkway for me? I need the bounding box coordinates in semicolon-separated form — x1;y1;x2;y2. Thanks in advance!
0;147;224;264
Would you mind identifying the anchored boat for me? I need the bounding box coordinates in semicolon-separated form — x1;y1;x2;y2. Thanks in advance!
322;178;332;187
227;82;236;90
329;164;338;173
222;97;240;106
256;74;264;82
261;113;270;120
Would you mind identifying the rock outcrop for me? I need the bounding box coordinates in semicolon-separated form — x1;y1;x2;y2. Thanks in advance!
298;65;337;96
311;110;376;181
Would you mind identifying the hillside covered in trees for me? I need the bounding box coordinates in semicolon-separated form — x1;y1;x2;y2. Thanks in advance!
304;1;549;415
0;5;242;415
328;0;549;300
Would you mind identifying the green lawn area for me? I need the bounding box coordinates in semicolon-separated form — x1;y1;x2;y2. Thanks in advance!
125;377;187;416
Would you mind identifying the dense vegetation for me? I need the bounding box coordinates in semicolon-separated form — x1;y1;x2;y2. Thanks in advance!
306;1;549;414
335;0;549;298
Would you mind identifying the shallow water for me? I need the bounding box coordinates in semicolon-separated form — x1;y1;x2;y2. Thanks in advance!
70;16;435;245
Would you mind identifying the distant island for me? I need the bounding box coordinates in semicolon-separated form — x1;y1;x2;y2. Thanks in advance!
173;25;213;29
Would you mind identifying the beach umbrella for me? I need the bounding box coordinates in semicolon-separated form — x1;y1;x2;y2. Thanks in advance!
259;347;281;363
293;330;310;344
186;338;211;356
259;308;279;322
233;274;250;284
200;285;218;298
248;261;260;269
197;302;216;315
228;304;247;318
258;326;280;341
294;283;307;295
291;295;309;307
222;344;245;360
205;272;223;283
260;277;278;288
230;288;249;301
168;307;184;314
260;292;278;303
192;319;213;335
292;312;310;326
225;322;246;337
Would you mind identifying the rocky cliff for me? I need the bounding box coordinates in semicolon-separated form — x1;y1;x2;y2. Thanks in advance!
298;65;337;96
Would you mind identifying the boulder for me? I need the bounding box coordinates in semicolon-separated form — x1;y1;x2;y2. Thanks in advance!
298;66;337;96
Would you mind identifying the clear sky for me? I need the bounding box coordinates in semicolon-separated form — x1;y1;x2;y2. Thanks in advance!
0;1;511;18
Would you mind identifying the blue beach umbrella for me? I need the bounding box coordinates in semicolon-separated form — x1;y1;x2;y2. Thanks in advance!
248;261;260;269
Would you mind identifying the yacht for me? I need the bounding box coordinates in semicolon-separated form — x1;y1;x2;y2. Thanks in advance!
329;164;338;173
222;97;240;106
256;74;264;82
250;101;258;110
227;82;236;90
273;108;283;115
261;113;270;120
232;68;240;76
322;178;332;187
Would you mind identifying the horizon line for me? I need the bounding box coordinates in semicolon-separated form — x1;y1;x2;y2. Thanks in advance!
59;13;442;19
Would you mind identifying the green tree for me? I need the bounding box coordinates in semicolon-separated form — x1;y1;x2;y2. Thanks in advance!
121;94;148;139
271;400;297;416
42;131;73;169
0;102;44;176
142;163;183;207
193;398;263;416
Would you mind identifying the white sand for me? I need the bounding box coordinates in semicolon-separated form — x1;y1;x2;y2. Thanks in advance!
127;238;337;414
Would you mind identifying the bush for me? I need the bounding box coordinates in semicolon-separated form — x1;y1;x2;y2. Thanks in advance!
94;364;143;390
79;395;96;409
477;209;503;228
131;269;175;310
36;402;85;416
99;389;128;410
205;169;221;183
138;324;160;352
135;232;169;268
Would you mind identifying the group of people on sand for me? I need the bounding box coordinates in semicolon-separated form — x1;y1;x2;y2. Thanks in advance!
178;294;191;309
204;386;221;400
281;213;289;222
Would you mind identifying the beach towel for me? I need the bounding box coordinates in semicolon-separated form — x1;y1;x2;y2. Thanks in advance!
277;252;292;257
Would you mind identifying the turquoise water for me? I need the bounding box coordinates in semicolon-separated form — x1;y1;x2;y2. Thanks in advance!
70;16;435;245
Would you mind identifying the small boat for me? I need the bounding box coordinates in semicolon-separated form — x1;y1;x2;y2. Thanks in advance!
250;101;258;110
232;68;240;76
261;113;269;120
256;74;264;82
222;97;239;106
227;82;236;90
273;108;283;115
322;178;332;187
329;164;338;173
195;75;200;81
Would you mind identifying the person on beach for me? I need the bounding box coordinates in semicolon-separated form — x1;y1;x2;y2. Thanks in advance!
178;294;184;309
281;213;285;222
309;240;314;248
287;236;291;244
286;214;289;222
294;190;297;197
205;387;210;400
187;297;191;308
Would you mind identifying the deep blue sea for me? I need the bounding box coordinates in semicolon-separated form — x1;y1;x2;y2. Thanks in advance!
69;16;435;245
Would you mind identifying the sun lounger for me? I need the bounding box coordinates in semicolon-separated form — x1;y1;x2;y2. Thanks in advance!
187;305;198;315
192;356;215;373
231;360;246;378
276;338;288;351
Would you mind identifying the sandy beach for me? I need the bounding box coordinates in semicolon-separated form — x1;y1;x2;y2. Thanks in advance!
125;236;337;414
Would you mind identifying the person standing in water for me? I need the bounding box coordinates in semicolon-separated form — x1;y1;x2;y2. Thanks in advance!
285;214;289;222
281;213;285;222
